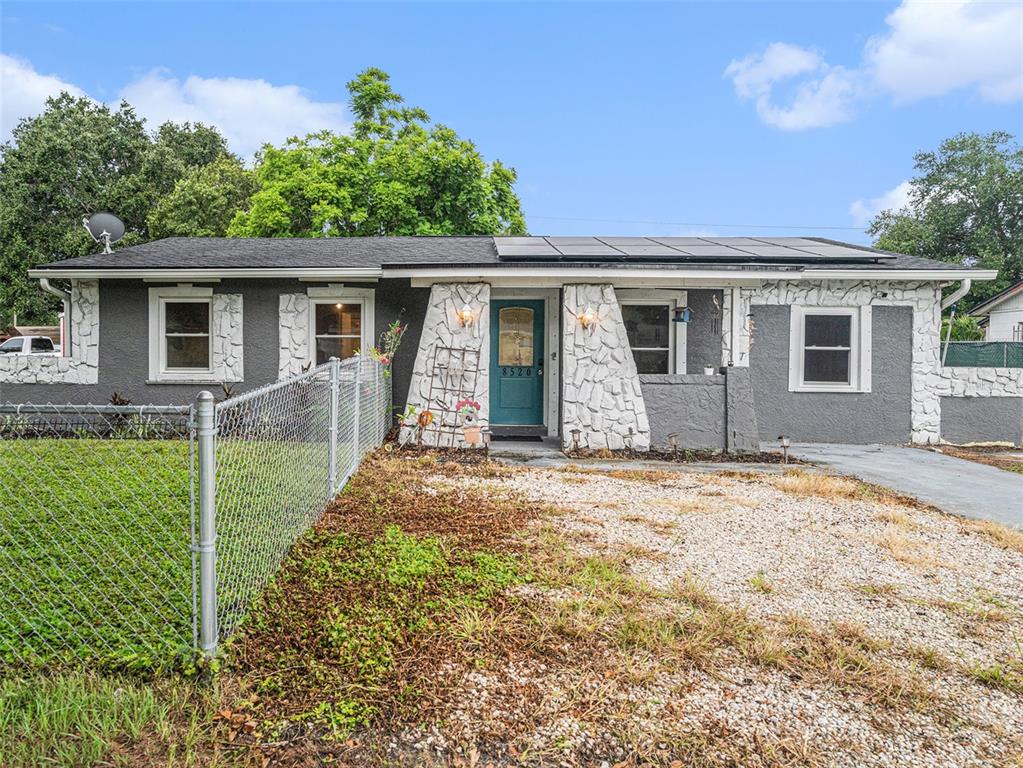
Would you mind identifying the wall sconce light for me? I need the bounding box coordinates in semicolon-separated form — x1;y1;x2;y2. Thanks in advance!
455;303;474;328
577;305;597;331
672;306;692;324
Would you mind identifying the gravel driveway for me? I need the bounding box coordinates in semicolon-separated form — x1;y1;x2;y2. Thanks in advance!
418;463;1023;767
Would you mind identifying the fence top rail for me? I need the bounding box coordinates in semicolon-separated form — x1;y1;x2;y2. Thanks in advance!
0;402;192;416
214;356;378;414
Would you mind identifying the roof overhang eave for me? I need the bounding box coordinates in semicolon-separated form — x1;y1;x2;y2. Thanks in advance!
28;266;385;280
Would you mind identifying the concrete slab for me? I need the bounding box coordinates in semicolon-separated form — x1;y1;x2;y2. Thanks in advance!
488;439;790;475
776;443;1023;529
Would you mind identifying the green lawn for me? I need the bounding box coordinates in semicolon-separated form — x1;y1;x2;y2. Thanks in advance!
0;435;340;671
0;439;194;670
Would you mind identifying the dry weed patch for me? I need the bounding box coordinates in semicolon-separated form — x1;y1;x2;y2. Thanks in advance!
874;526;951;570
963;518;1023;554
772;469;922;509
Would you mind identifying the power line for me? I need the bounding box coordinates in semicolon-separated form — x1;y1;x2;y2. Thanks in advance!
527;214;866;232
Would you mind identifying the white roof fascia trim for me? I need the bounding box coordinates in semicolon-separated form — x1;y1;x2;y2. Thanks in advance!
389;266;998;282
27;267;384;280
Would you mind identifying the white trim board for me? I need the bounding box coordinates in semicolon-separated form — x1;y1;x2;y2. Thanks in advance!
147;285;216;383
306;285;376;366
616;288;687;375
31;266;996;283
787;305;872;393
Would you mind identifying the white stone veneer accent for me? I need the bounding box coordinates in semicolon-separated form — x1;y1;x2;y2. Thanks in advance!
278;293;311;378
742;280;944;444
0;280;99;385
561;284;650;451
404;283;490;447
934;367;1023;397
212;293;244;382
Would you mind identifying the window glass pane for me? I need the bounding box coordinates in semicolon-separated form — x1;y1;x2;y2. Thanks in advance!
165;301;210;334
632;349;670;374
315;303;361;336
622;305;670;348
315;336;360;365
166;336;210;369
804;349;850;383
498;307;533;366
0;338;24;352
804;314;851;347
31;338;53;351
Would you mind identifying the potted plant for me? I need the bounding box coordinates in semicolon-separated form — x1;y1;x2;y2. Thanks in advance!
455;398;482;445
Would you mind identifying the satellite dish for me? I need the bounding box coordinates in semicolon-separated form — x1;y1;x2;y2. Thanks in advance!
82;212;126;254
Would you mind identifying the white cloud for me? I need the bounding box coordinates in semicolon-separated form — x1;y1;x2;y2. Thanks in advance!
724;43;862;130
118;70;348;159
0;53;84;140
867;0;1023;103
726;0;1022;130
0;55;348;158
849;180;913;226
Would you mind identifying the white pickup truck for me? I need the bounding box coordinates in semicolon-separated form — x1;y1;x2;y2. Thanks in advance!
0;335;60;355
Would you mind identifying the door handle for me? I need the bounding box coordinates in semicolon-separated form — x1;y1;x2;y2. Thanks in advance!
538;365;543;377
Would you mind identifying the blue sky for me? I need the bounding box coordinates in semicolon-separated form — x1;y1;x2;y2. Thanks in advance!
2;1;1021;243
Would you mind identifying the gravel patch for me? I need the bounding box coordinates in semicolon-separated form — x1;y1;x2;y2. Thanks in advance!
416;465;1023;767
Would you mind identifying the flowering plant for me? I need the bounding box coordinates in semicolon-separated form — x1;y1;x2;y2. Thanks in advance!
361;317;408;376
455;398;481;424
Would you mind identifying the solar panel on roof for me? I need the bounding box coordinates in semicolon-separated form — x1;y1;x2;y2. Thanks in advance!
547;236;605;246
597;237;656;246
615;245;683;256
554;245;624;257
649;237;710;246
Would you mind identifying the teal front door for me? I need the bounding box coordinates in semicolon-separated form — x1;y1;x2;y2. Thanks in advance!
490;300;545;426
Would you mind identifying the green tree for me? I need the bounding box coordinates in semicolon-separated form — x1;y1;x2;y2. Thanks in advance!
148;156;257;238
941;314;985;341
0;94;236;323
229;68;526;238
868;131;1023;307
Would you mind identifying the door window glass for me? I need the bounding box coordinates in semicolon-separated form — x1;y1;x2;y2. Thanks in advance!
498;307;534;366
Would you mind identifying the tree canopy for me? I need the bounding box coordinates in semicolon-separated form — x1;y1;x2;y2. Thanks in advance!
868;131;1023;307
0;94;240;323
228;68;526;238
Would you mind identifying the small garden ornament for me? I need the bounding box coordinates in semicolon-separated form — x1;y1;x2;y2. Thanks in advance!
456;398;482;446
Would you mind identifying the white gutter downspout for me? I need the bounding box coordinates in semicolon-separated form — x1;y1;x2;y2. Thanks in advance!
940;279;971;367
39;278;71;357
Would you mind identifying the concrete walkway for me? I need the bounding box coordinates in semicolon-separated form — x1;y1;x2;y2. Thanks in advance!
784;443;1023;528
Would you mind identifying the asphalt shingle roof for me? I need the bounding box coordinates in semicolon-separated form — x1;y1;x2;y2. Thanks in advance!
35;235;976;273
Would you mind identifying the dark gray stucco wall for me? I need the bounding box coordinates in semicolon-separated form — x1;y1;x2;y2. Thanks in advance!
372;279;430;413
686;289;723;373
640;374;726;450
941;397;1023;446
749;304;913;443
1;278;426;407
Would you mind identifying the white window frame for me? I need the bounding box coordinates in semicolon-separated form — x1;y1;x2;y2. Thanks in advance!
617;289;687;375
306;285;375;367
788;305;872;393
148;285;217;382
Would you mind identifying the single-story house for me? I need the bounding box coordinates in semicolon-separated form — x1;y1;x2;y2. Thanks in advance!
969;280;1023;342
3;235;1022;448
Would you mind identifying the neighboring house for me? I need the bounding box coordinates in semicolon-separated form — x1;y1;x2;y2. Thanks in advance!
2;235;1021;448
969;280;1023;341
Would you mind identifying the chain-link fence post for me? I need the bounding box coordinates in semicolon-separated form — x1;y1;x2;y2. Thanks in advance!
195;391;219;656
352;359;362;459
328;356;340;495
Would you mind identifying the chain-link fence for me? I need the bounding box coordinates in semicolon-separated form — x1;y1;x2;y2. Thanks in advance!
0;403;195;668
942;341;1023;368
212;356;390;644
0;357;390;668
